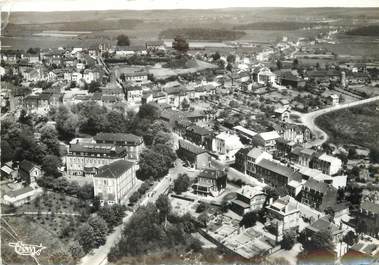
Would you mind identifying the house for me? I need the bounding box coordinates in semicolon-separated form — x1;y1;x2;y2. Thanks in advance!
231;185;266;216
3;186;43;207
249;158;300;188
212;132;244;161
184;125;213;150
1;164;17;179
177;140;210;169
281;123;312;144
66;143;128;176
192;168;227;197
290;147;316;167
305;216;344;244
94;133;144;160
253;131;280;152
123;71;148;82
256;67;276;85
93;160;137;205
18;160;42;184
233;125;257;144
301;178;337;211
358;201;379;237
311;153;342;175
274;105;291;122
234;147;252;174
330;94;340;106
125;85;143;104
145;40;165;53
279;72;306;89
83;69;101;84
266;196;300;240
245;147;273;175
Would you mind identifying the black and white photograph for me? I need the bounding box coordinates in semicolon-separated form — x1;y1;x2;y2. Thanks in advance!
0;0;379;264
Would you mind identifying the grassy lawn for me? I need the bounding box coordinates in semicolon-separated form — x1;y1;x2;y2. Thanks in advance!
1;215;77;265
315;101;379;149
1;191;87;265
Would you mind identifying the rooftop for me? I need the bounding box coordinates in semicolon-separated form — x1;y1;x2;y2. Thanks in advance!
259;131;280;141
198;168;226;180
257;159;295;179
19;160;38;173
178;139;207;155
94;132;143;145
95;160;135;179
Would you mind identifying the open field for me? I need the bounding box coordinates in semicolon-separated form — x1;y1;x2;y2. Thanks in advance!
315;101;379;149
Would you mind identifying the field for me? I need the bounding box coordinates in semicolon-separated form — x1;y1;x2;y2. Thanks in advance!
1;191;84;265
315;101;379;149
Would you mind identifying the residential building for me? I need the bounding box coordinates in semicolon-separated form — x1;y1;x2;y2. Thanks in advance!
177;140;210;169
66;143;128;176
233;125;257;144
3;186;43;207
253;131;281;152
305;216;344;245
246;147;273;176
249;158;300;188
358;201;379;237
280;124;312;144
330;94;340;106
93;160;137;205
18;160;42;184
125;85;143;104
290;147;316;167
94;132;144;160
301;178;338;211
231;185;267;215
212;132;244;161
274;106;291;122
266;196;300;240
234;147;252;174
311;153;342;175
123;71;148;82
192;168;227;197
184;125;213;150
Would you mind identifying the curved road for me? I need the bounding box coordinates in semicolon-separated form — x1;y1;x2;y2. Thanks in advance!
292;96;379;148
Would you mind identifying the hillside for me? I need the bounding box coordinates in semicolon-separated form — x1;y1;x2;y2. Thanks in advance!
234;21;324;31
346;25;379;36
159;28;245;41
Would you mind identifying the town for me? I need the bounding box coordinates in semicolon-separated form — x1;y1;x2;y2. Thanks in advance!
1;7;379;265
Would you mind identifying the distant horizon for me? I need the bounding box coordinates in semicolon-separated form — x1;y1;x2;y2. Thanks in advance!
2;0;379;12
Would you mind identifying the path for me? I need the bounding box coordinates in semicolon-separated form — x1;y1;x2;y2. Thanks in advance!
292;96;379;148
0;211;80;217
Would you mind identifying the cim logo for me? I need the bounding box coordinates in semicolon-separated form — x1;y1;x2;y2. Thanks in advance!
8;241;46;265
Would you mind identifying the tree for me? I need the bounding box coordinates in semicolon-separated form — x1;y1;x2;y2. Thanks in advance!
77;184;94;200
212;52;221;61
137;149;170;180
239;211;258;228
356;219;368;234
292;59;299;69
116;34;130;46
343;231;357;246
172;36;189;53
87;215;108;247
137;103;161;121
276;60;283;70
42;155;62;177
155;194;171;225
196;202;208;213
138;181;150;195
181;98;190;110
68;241;84;260
281;232;296;250
348;148;358;159
302;230;335;253
77;223;95;253
88;81;101;93
369;148;379;163
129;191;140;204
226;54;236;64
173;173;191;194
40;125;60;156
197;212;209;228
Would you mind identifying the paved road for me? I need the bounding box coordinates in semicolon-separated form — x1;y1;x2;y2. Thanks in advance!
292;96;379;148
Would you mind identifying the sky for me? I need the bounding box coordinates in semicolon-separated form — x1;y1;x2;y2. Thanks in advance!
1;0;379;12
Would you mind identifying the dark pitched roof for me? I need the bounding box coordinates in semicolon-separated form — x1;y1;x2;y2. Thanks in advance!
95;160;135;179
19;160;38;172
94;133;143;145
257;159;295;178
198;168;226;180
303;178;336;194
69;143;125;155
307;216;342;235
186;125;213;136
178;140;207;155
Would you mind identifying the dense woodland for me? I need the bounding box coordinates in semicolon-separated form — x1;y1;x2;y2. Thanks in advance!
346;25;379;36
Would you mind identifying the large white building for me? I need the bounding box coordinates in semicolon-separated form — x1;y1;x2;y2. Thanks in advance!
93;160;137;205
212;132;244;161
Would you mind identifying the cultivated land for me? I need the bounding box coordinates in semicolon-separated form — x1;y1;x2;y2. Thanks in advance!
315;101;379;149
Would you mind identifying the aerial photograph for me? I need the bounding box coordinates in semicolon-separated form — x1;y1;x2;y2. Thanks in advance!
0;0;378;264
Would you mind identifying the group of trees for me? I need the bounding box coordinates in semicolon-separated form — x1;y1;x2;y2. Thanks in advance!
37;177;94;200
2;113;62;178
173;173;191;194
108;197;202;263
